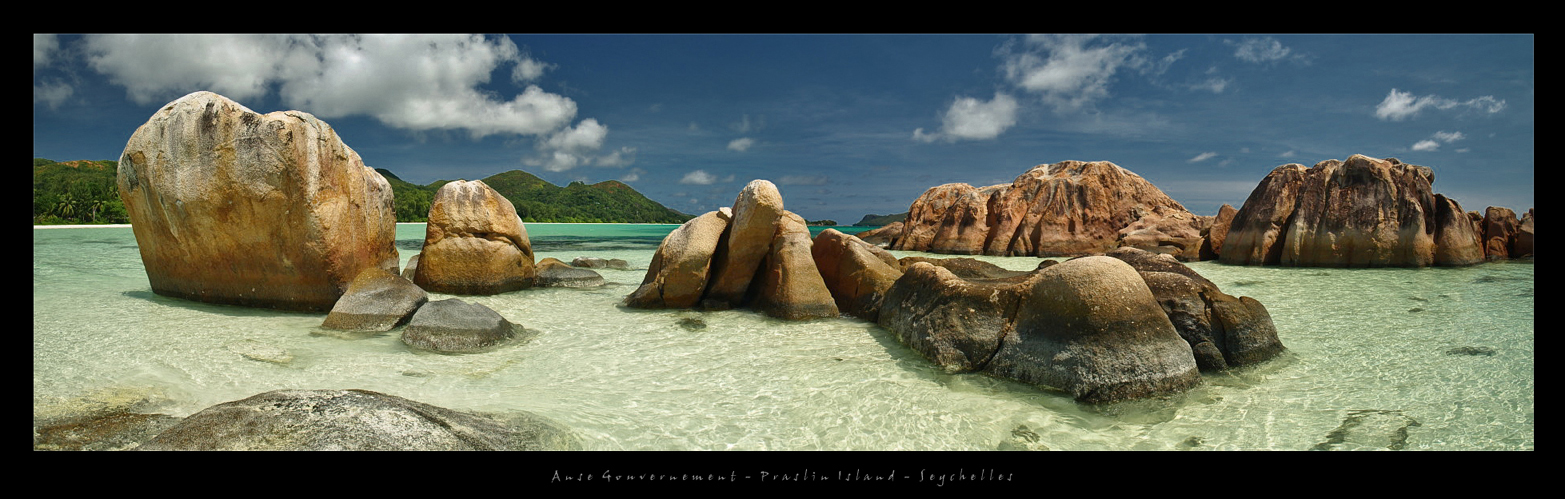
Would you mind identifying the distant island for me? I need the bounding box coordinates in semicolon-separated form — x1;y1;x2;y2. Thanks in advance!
854;212;908;226
31;158;693;225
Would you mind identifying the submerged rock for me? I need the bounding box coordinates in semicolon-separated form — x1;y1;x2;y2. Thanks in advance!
401;298;524;353
1311;409;1421;451
225;339;294;364
115;91;399;312
320;267;429;332
133;389;580;450
535;258;606;288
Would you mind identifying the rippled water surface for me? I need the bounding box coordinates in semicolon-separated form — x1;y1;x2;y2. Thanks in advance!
33;224;1534;450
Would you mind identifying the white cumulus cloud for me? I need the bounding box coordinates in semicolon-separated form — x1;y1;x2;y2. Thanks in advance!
914;93;1019;142
1000;34;1146;112
1411;130;1467;152
728;137;756;152
681;170;718;185
1375;88;1506;121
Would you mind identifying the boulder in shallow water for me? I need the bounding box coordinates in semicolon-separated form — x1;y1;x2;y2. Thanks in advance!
535;258;606;288
413;180;535;295
134;389;579;450
704;180;785;308
811;228;903;321
748;211;839;320
986;256;1202;403
877;262;1039;373
115;91;399;312
623;208;731;309
401;298;523;353
321;267;429;332
571;256;629;270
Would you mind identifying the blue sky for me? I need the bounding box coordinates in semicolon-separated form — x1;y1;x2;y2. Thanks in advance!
34;34;1534;223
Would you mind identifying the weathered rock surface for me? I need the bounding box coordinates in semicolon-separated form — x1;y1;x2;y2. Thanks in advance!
1432;194;1486;266
623;208;731;309
1220;155;1509;267
413;180;535;294
896;256;1030;280
877;262;1039;373
535;258;606;288
115;90;399;312
987;256;1202;403
812;228;903;321
1198;203;1238;260
133;389;579;450
1107;247;1283;369
749;212;840;320
893;161;1203;259
401;298;523;353
704;180;785;308
1515;209;1534;258
1480;206;1519;261
321;267;429;331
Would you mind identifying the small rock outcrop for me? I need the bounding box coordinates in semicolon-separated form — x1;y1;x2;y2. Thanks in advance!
625;181;838;320
400;298;524;353
133;389;579;450
320;267;429;332
853;221;904;248
535;258;606;288
115;91;399;312
413;180;535;294
571;257;629;270
893;161;1206;260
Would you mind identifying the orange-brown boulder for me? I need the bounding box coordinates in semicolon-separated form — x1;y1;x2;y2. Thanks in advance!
413;180;534;294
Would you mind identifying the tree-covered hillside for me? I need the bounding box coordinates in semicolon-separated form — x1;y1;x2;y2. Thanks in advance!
33;158;128;225
33;159;691;225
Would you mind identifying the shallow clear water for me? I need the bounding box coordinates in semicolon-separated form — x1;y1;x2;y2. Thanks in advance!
33;224;1533;450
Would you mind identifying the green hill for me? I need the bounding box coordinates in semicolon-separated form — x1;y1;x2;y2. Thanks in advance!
388;168;693;224
32;158;128;225
32;159;691;225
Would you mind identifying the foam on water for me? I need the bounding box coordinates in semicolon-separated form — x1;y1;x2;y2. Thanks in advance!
32;224;1534;450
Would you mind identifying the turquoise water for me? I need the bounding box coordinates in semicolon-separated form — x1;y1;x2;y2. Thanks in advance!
32;224;1533;450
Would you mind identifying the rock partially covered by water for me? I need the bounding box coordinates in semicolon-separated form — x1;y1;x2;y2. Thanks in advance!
1107;247;1284;369
624;208;731;309
571;256;630;270
401;298;523;353
878;262;1038;373
987;256;1202;403
134;389;579;450
115;91;399;312
1432;194;1486;266
413;180;535;295
896;256;1031;280
854;221;903;248
535;258;606;288
320;267;429;332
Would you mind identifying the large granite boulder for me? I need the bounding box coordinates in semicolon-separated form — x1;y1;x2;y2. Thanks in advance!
1480;206;1519;261
1219;155;1498;267
986;256;1202;403
1107;247;1284;369
877;262;1040;373
413;180;535;295
812;228;903;321
1219;164;1311;266
1115;211;1209;261
320;267;429;332
749;212;840;320
893;161;1201;259
623;208;731;309
134;389;579;450
115;91;399;312
703;180;785;308
401;298;524;353
1515;209;1534;258
1432;194;1486;266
